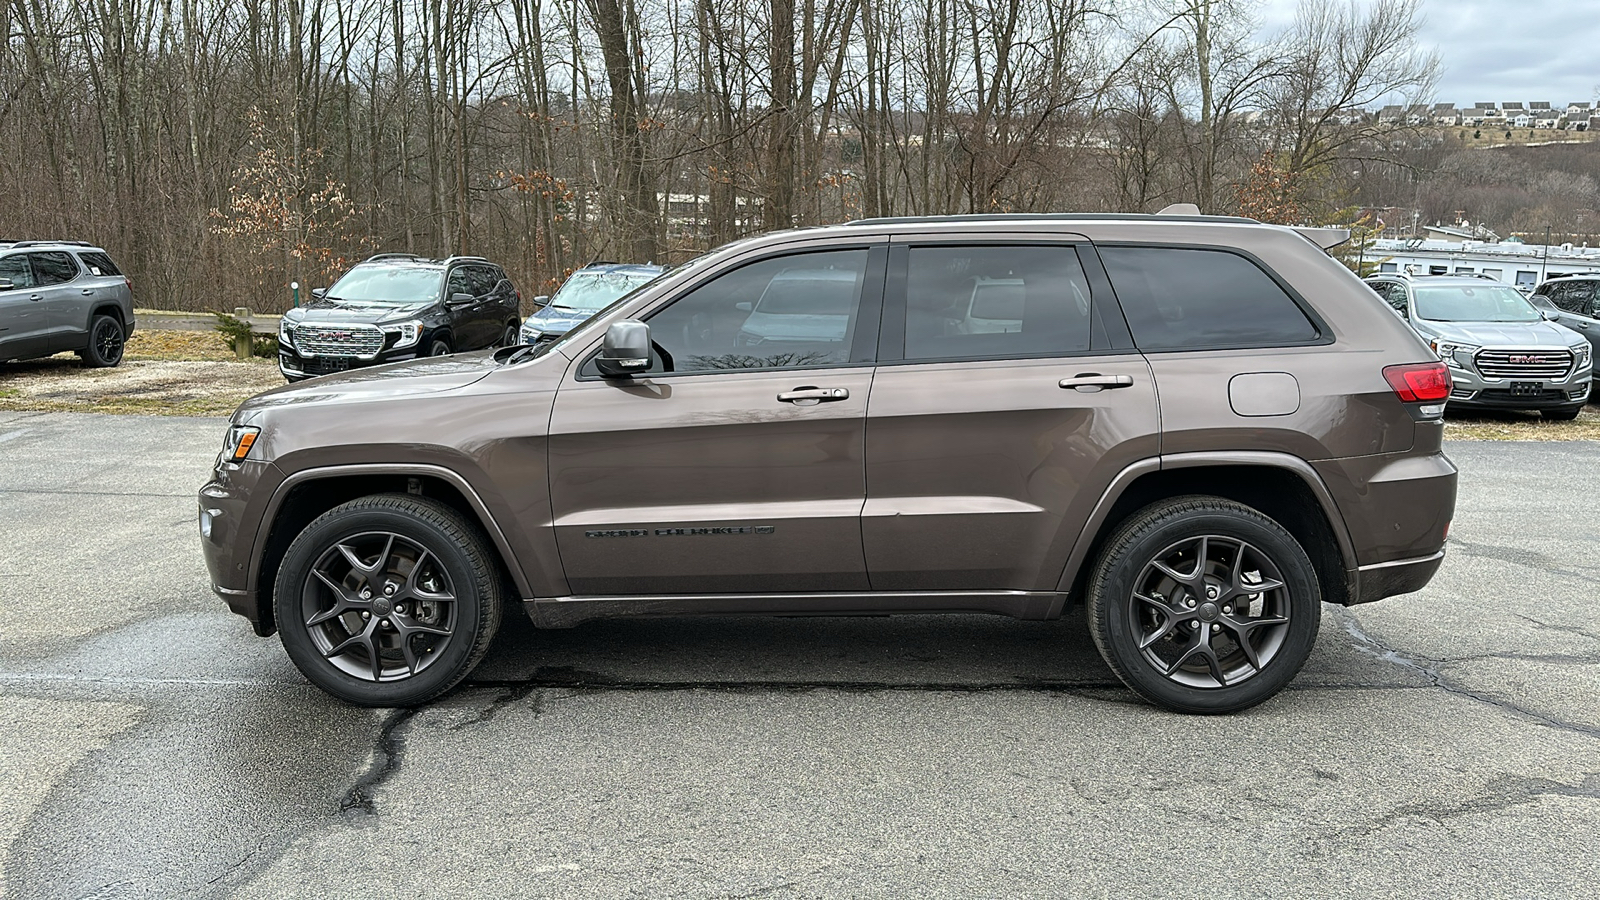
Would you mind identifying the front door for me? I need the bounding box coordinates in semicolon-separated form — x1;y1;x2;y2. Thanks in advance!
548;244;886;595
862;237;1159;591
1545;279;1600;357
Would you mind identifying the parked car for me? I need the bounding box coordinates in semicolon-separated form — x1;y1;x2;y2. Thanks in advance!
277;253;521;382
1530;274;1600;368
1364;273;1591;420
202;210;1458;714
0;240;134;367
519;262;664;345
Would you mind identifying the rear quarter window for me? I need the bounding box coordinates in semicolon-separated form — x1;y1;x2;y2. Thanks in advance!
77;252;123;277
1099;246;1321;351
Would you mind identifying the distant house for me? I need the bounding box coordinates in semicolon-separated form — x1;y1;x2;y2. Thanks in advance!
1461;107;1492;126
1511;113;1532;128
1530;101;1551;110
1377;104;1406;124
1567;102;1592;118
1405;104;1432;126
1433;105;1460;126
1534;109;1562;129
1501;102;1524;112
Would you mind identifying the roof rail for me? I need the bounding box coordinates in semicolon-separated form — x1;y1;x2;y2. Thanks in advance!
443;255;489;264
364;252;426;262
9;239;94;248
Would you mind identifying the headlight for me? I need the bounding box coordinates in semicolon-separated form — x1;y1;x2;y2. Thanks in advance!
221;425;261;464
383;320;423;349
520;322;543;344
1574;343;1592;367
1429;339;1478;365
278;318;296;344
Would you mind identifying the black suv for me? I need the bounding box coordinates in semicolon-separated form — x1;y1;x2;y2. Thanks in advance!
0;240;135;367
1530;274;1600;367
277;254;521;381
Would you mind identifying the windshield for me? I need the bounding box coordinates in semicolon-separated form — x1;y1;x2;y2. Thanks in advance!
1413;284;1543;323
327;265;442;305
755;274;859;315
550;271;658;312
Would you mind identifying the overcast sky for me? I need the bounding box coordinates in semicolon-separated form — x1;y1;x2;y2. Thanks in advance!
1255;0;1600;106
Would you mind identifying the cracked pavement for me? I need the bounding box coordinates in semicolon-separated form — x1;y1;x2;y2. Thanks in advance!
2;411;1598;898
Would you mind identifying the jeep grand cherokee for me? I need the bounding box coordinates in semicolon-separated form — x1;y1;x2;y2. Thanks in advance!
200;211;1457;714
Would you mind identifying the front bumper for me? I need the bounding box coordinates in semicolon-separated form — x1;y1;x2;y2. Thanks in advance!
278;343;421;380
199;460;281;635
1448;381;1589;410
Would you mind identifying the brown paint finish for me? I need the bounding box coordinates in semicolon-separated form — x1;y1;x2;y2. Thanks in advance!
862;354;1158;590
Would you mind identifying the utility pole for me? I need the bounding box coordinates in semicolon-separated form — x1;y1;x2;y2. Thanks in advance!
1541;224;1551;282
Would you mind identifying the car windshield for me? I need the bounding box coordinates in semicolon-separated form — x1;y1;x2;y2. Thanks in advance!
1413;283;1542;323
551;271;658;311
326;265;442;305
755;273;859;315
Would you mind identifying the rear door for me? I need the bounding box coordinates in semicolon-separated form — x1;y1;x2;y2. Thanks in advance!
0;254;48;360
1545;280;1600;356
548;243;886;595
29;251;85;353
861;235;1159;591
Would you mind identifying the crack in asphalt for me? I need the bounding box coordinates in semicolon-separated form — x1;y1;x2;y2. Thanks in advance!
1334;608;1600;741
1447;536;1600;587
1313;772;1600;855
448;682;545;731
340;708;419;819
1515;613;1600;644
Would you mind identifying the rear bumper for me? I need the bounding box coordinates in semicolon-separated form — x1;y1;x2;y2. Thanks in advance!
1348;550;1446;605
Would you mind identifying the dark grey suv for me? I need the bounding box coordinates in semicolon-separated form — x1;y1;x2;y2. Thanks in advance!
0;241;135;366
201;211;1458;714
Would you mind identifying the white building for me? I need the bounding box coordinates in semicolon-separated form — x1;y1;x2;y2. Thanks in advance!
1363;239;1600;289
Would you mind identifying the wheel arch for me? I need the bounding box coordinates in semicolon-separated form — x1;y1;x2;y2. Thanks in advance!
250;465;530;635
88;302;125;331
1059;453;1357;610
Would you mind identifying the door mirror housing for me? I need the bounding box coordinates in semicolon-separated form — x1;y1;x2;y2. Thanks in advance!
310;287;326;300
0;278;13;291
533;294;550;307
735;301;753;312
596;319;651;378
449;292;474;306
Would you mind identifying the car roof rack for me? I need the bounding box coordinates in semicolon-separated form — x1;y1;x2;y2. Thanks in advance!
443;255;489;264
7;239;95;248
364;252;429;263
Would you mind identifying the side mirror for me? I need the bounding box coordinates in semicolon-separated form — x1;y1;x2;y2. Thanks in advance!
595;319;651;378
310;287;326;300
533;294;550;307
1541;309;1557;321
0;278;13;291
449;292;474;305
735;301;753;312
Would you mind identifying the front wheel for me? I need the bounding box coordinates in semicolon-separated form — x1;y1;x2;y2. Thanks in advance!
427;337;452;357
1087;496;1320;714
274;494;503;706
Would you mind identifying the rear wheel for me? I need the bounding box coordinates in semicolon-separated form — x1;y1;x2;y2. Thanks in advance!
1542;405;1583;421
79;315;125;367
274;494;502;706
498;324;519;348
1087;496;1320;714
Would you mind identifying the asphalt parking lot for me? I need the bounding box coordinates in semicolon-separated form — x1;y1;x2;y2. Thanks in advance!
1;411;1597;899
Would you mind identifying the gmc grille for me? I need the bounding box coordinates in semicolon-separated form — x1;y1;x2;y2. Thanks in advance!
1473;348;1573;380
293;323;386;359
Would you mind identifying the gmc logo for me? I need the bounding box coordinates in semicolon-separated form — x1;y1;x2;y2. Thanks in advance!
1508;355;1546;364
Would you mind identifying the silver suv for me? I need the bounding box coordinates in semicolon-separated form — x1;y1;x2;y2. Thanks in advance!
0;240;135;367
1365;274;1591;420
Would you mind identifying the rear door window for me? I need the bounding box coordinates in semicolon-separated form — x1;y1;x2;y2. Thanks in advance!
77;252;122;277
902;244;1092;360
1099;246;1320;350
30;252;78;285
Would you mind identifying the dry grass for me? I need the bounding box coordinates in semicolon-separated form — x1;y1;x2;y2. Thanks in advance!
1442;404;1600;441
0;330;282;416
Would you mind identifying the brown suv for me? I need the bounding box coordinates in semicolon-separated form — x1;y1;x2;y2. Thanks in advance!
199;213;1457;713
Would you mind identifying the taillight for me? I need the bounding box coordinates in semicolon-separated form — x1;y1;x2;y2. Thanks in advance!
1383;362;1452;402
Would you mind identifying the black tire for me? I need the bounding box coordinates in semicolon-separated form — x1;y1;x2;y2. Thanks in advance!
499;323;519;348
1542;405;1583;421
79;315;125;367
275;494;503;706
1086;496;1320;714
428;337;452;357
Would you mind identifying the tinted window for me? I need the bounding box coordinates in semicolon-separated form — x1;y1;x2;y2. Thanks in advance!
904;245;1091;360
0;255;33;288
468;266;498;295
1546;281;1596;316
643;248;868;374
1099;247;1319;350
78;252;122;277
329;265;442;305
1414;284;1541;323
31;252;77;285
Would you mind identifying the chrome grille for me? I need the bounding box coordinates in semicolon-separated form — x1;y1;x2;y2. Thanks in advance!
293;323;385;359
1473;349;1573;379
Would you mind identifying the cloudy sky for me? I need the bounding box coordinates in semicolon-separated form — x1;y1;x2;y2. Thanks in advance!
1255;0;1600;106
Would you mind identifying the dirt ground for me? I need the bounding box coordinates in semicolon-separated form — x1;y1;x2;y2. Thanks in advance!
3;329;1600;435
0;331;283;417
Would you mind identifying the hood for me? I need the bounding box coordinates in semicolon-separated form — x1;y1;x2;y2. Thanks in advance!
285;297;434;325
1422;319;1584;349
525;305;596;335
235;352;500;419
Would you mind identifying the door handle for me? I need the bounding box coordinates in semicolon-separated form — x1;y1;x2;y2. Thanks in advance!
28;294;42;301
80;289;96;296
1060;373;1135;392
778;386;850;403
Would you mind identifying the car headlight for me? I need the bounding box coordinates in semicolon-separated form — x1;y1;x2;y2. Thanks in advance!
1429;339;1478;366
278;318;296;344
383;320;423;349
221;425;261;464
1573;343;1592;368
520;322;543;344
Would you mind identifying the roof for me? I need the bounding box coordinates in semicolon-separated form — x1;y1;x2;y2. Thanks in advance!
844;212;1261;227
0;240;106;253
